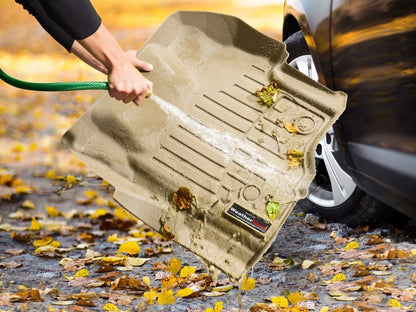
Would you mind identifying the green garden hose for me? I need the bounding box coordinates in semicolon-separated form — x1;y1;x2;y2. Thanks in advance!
0;67;108;91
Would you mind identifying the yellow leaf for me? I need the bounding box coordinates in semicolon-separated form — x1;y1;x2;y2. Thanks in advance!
29;142;37;151
49;241;61;248
127;257;150;267
114;207;137;221
75;269;90;278
45;206;61;218
108;233;118;243
66;175;77;185
95;256;126;266
28;217;41;231
205;309;214;312
283;122;300;133
161;275;177;289
103;302;118;311
287;149;304;168
345;241;359;250
166;258;182;275
107;200;117;208
271;296;288;308
95;197;107;206
387;299;401;307
15;185;33;194
301;260;315;270
180;266;196;278
90;208;109;219
214;301;223;312
144;289;158;304
320;307;329;312
212;285;233;292
142;276;151;287
176;287;194;298
157;290;175;305
332;273;346;282
411;249;416;257
84;189;98;199
33;236;53;247
21;200;36;209
241;275;256;291
287;291;305;306
117;241;141;255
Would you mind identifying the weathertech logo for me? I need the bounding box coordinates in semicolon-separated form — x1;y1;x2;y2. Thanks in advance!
227;204;270;233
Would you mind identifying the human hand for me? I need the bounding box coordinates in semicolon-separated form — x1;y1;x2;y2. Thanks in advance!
77;24;153;106
108;61;153;106
124;50;153;72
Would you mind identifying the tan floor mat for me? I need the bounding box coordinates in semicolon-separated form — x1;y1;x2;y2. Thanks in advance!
63;11;347;281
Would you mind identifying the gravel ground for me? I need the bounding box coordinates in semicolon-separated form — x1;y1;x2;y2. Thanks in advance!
1;173;415;311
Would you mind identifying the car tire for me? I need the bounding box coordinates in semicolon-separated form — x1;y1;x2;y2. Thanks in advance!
284;31;391;226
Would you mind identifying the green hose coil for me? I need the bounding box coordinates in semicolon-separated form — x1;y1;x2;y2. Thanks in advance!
0;67;108;91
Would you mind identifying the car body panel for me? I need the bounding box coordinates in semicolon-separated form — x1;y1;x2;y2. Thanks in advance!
283;0;416;218
283;0;334;87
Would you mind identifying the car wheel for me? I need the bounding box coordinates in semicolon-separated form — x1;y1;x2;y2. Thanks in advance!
284;31;390;226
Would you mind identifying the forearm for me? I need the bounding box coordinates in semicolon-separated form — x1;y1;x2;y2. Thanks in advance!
77;23;130;74
70;41;108;74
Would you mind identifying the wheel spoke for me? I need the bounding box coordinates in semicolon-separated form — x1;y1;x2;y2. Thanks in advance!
321;142;356;205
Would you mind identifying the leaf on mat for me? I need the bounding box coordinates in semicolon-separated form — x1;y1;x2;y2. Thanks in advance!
266;201;279;220
172;187;193;210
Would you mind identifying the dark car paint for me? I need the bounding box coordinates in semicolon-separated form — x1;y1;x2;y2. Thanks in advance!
283;0;416;219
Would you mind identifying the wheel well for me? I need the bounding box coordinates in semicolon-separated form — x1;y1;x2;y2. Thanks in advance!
283;14;301;41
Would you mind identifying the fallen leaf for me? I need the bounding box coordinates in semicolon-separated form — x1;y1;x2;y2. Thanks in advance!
103;302;118;311
345;241;359;250
21;200;36;209
283;122;299;133
144;290;158;304
256;81;279;106
332;273;347;282
111;276;145;290
287;291;305;306
271;296;288;307
117;241;141;255
302;260;315;270
287;149;304;168
166;258;182;275
0;261;23;269
157;290;175;305
33;236;54;247
142;276;151;287
114;207;137;221
126;257;150;267
172;187;193;210
74;269;90;278
11;288;43;302
176;287;194;298
266;201;279;220
241;275;256;291
180;266;196;278
28;217;41;230
45;206;62;218
211;285;233;292
5;248;25;255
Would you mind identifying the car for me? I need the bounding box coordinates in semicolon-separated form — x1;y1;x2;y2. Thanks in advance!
282;0;416;225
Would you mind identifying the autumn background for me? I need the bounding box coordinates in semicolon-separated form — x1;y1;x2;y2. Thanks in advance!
1;1;416;312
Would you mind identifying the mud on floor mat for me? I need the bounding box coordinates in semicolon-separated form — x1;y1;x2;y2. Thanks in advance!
63;11;347;280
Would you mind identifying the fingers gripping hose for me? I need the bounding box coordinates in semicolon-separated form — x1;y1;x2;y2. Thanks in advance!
0;67;108;91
